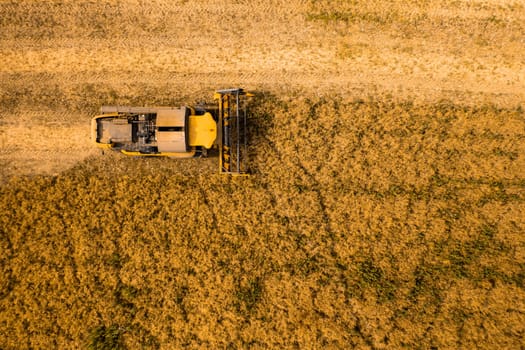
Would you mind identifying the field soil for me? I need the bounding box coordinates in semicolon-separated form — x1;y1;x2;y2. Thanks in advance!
1;0;524;349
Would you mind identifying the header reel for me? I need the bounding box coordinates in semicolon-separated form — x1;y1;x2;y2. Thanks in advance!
215;88;252;175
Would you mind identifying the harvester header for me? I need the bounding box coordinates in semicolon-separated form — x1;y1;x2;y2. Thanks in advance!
215;88;252;175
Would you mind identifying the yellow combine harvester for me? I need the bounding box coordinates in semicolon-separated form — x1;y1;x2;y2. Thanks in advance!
91;89;251;174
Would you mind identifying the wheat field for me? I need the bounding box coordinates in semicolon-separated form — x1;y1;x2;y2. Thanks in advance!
1;0;524;349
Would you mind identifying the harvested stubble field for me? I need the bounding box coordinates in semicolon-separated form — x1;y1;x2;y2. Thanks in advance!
1;0;525;348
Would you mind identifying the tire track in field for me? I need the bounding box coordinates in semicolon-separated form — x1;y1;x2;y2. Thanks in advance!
261;133;334;239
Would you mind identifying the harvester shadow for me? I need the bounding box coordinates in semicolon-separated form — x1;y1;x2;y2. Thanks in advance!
244;90;279;175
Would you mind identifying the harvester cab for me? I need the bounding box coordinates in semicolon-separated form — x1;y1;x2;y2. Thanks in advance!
91;88;252;175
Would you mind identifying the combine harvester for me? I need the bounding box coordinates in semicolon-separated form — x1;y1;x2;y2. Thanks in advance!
91;88;251;175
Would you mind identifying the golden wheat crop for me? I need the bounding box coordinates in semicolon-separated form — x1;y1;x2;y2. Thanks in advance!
2;97;524;349
1;0;524;349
